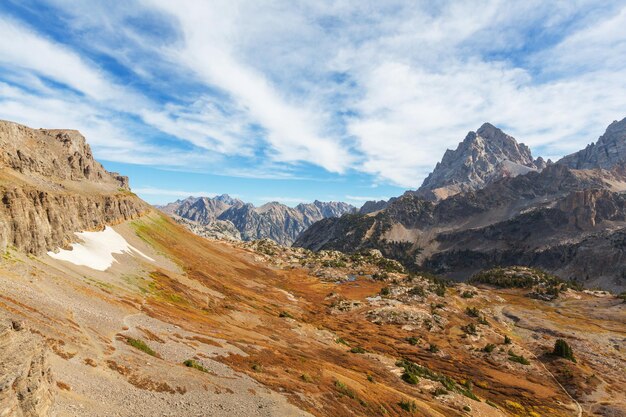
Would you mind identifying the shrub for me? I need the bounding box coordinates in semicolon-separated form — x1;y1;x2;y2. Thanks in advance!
465;307;480;317
279;311;294;319
553;339;576;362
336;337;349;346
402;371;419;385
461;290;475;298
380;286;391;296
408;286;426;297
504;335;512;344
461;323;477;335
126;338;156;357
251;363;263;372
350;346;367;354
433;387;448;396
183;359;208;373
301;373;314;383
483;343;496;353
334;380;357;399
428;344;439;353
406;336;419;345
477;316;490;326
508;350;530;365
398;399;418;413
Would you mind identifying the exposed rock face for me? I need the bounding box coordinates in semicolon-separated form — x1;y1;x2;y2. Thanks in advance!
159;196;355;246
0;187;147;254
295;118;626;291
0;319;54;417
0;120;148;255
0;121;128;189
414;123;547;201
171;215;242;241
558;117;626;170
358;200;389;214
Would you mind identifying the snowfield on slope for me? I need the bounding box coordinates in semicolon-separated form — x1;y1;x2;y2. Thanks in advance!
47;226;154;271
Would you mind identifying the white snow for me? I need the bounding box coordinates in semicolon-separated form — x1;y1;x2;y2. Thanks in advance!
47;226;154;271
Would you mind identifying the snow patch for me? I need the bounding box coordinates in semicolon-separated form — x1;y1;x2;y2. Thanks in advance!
47;226;154;271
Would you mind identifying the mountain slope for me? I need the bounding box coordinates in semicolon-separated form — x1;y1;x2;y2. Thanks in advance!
160;196;356;245
0;119;624;417
295;119;626;291
414;123;548;201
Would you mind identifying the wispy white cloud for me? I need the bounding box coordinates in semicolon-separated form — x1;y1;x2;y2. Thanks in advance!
1;0;625;191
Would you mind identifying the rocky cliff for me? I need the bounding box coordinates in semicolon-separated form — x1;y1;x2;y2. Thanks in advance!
558;116;626;170
413;123;548;200
0;120;148;255
159;196;355;245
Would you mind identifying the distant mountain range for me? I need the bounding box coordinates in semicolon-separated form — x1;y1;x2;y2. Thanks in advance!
295;117;626;291
157;195;356;245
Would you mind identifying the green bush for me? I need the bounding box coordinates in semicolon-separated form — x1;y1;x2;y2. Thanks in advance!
350;346;367;354
406;336;419;345
380;286;391;296
408;285;426;297
461;290;475;298
433;387;448;396
483;343;496;353
461;323;477;335
183;359;208;373
428;344;439;353
508;350;530;365
504;335;512;344
126;338;157;357
398;399;418;413
553;339;576;362
465;307;480;317
334;380;357;399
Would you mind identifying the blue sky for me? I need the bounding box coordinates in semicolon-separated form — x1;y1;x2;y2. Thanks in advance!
1;1;625;206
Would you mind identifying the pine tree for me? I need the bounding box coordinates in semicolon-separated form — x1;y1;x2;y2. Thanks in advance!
553;339;576;362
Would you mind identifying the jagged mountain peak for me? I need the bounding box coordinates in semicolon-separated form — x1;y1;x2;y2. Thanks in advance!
558;116;626;170
414;122;544;201
160;196;356;245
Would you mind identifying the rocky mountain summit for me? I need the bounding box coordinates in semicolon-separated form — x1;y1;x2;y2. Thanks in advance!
159;195;355;245
558;116;626;170
413;123;548;201
296;118;626;291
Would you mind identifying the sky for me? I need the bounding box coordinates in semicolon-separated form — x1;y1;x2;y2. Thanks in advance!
1;1;626;206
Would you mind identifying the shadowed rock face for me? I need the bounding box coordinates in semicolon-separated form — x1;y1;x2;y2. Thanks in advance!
159;196;356;245
0;121;147;255
558;117;626;170
296;119;626;291
413;123;548;201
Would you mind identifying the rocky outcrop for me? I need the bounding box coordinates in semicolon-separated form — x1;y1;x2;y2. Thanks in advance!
413;123;547;200
0;186;147;254
0;319;54;417
171;215;241;241
159;196;355;245
558;117;626;170
0;120;148;255
0;120;128;189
